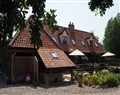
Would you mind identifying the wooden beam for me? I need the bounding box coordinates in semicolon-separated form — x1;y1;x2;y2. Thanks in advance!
34;56;39;84
11;52;16;77
70;69;73;82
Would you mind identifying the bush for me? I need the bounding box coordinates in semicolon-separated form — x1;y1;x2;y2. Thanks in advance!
81;56;89;63
83;74;93;86
97;73;120;87
73;71;83;81
83;72;120;87
6;76;16;84
100;69;110;75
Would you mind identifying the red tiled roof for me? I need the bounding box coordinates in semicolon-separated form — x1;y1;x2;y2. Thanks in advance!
9;28;33;48
44;25;104;53
9;17;75;68
38;48;75;68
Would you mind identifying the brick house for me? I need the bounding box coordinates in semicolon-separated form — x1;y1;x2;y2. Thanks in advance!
44;23;104;63
9;17;75;85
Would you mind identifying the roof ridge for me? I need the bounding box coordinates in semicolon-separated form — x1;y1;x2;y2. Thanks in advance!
58;25;90;33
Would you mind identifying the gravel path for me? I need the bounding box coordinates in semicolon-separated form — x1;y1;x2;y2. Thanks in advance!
0;83;120;95
0;73;120;95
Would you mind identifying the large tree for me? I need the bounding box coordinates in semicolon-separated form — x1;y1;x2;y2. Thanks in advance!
89;0;114;16
103;13;120;56
0;0;57;62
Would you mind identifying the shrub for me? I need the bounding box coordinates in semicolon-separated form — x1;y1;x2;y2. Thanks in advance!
97;73;120;87
83;74;93;86
83;72;120;87
6;76;16;84
73;71;83;81
100;69;110;75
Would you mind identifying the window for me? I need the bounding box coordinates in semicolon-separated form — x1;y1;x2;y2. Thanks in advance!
94;42;98;48
51;36;56;42
71;39;76;45
80;40;85;46
50;52;58;59
62;36;67;44
90;40;94;47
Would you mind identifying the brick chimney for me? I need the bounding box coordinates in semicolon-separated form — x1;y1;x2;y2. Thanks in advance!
68;22;74;32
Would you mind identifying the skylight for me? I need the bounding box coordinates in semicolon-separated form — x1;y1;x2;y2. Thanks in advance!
72;39;76;45
51;36;56;42
50;52;58;59
94;42;98;47
80;40;85;46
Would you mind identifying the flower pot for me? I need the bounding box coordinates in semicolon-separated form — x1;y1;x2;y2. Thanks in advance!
77;76;83;87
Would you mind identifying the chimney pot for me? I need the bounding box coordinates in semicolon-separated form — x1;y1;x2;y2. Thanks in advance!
69;22;74;32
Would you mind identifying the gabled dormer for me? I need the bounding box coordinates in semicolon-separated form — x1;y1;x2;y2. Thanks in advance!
59;29;68;44
85;33;99;48
85;33;94;47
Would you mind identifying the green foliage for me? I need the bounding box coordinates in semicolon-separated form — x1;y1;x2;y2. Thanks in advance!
73;71;83;80
83;72;120;87
103;13;120;56
106;57;120;63
83;73;98;86
88;0;114;16
97;73;120;87
81;56;89;63
77;72;83;77
0;0;58;60
94;63;100;71
100;69;110;75
6;76;16;84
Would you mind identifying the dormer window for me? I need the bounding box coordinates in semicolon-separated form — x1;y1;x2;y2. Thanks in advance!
72;39;76;45
62;36;67;44
90;40;94;47
51;36;56;42
94;42;98;48
80;40;85;46
50;52;58;59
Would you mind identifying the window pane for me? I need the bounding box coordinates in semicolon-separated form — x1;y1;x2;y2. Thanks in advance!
90;40;94;47
50;52;58;58
51;36;56;42
62;36;67;44
72;39;76;45
94;42;98;47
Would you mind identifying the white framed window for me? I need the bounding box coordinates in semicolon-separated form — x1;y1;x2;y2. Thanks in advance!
50;52;58;59
71;39;76;45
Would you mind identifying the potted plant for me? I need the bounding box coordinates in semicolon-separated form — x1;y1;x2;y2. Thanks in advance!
77;72;83;87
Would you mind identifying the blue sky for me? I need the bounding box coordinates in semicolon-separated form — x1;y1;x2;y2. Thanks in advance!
45;0;119;42
26;0;119;42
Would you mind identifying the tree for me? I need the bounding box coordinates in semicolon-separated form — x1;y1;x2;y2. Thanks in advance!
103;13;120;56
88;0;114;16
0;0;57;62
0;0;57;46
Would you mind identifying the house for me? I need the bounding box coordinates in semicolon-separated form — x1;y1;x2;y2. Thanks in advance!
44;23;104;63
9;17;75;85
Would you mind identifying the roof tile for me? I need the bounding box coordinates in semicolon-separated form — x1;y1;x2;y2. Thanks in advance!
44;25;104;53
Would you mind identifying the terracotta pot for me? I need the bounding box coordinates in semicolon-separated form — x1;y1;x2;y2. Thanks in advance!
77;76;83;87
